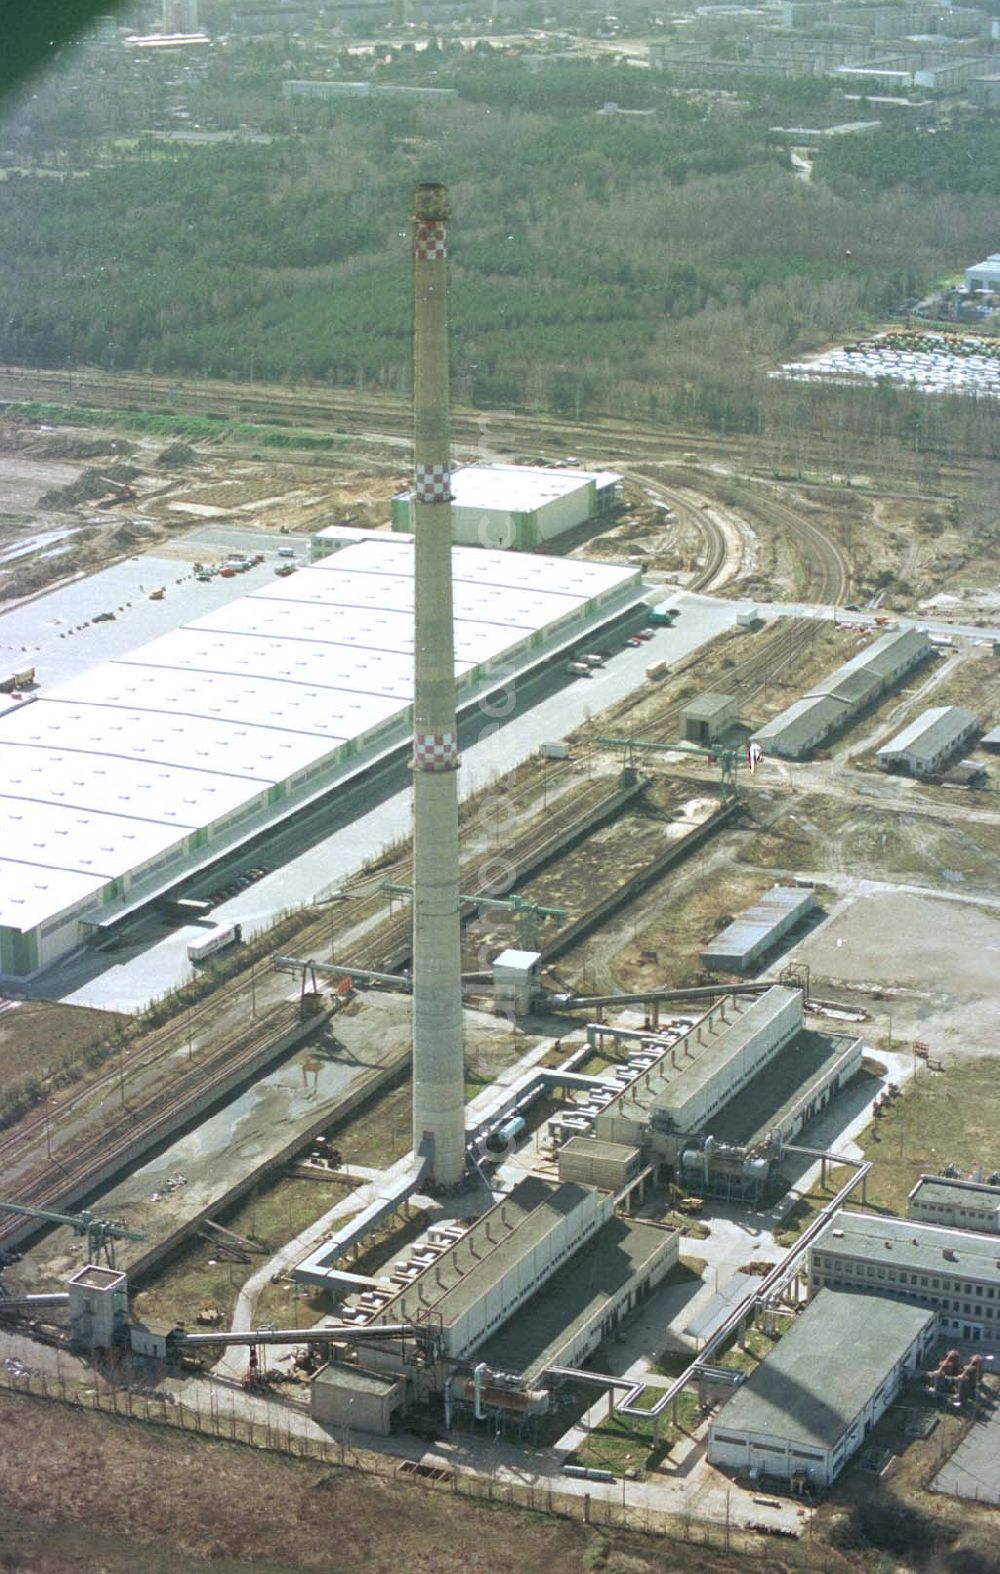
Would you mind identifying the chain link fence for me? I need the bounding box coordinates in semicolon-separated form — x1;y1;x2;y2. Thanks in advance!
0;1364;837;1562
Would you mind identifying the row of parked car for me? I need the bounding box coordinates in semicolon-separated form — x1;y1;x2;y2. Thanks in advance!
194;553;266;583
566;625;658;676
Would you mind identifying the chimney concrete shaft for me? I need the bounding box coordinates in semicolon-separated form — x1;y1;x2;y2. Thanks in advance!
410;182;466;1188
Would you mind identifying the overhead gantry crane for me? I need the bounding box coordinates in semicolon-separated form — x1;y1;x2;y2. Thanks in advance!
596;736;743;806
381;883;567;953
0;1202;145;1269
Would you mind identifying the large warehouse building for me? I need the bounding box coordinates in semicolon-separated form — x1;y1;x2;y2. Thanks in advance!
0;532;643;979
391;464;623;550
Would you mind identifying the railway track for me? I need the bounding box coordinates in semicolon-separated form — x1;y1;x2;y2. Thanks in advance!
1;364;855;606
0;605;821;1235
0;1000;304;1246
0;975;251;1176
719;478;851;605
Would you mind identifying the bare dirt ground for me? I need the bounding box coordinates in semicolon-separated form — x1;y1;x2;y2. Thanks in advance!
0;1389;676;1574
0;1000;127;1098
0;416;402;602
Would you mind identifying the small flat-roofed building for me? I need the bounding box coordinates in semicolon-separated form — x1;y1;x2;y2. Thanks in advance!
908;1176;1000;1234
558;1136;644;1192
683;692;739;744
708;1289;937;1487
68;1264;129;1351
876;705;979;778
809;1210;1000;1345
701;885;815;973
310;1364;405;1436
392;464;623;550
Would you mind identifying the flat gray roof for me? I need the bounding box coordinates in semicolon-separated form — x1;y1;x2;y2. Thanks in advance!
684;691;737;720
561;1136;642;1165
714;1289;935;1451
313;1364;399;1395
475;1216;675;1382
711;1029;859;1146
815;1210;1000;1283
910;1176;1000;1208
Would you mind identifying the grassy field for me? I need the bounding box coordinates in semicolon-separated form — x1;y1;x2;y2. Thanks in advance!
132;1176;350;1332
838;1056;1000;1218
715;1317;792;1376
575;1383;703;1479
772;1057;1000;1250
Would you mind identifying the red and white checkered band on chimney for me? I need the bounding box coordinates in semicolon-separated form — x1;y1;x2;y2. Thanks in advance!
414;222;447;262
413;731;459;771
415;462;451;503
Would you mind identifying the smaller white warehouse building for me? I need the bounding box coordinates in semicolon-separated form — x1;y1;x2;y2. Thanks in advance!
965;253;1000;293
708;1289;937;1488
391;464;623;550
908;1175;1000;1234
876;705;979;778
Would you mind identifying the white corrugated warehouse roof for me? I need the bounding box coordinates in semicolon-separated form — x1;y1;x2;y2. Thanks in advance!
0;539;640;935
395;464;620;512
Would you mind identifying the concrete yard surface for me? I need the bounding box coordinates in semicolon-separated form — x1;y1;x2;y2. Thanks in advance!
931;1392;1000;1508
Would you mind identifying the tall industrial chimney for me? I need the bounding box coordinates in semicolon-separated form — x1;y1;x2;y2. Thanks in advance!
410;182;466;1189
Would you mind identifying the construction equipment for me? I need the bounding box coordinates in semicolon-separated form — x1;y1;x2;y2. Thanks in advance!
597;736;742;806
0;1202;145;1268
90;476;138;508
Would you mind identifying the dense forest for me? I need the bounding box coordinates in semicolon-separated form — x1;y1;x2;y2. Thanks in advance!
1;54;998;448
